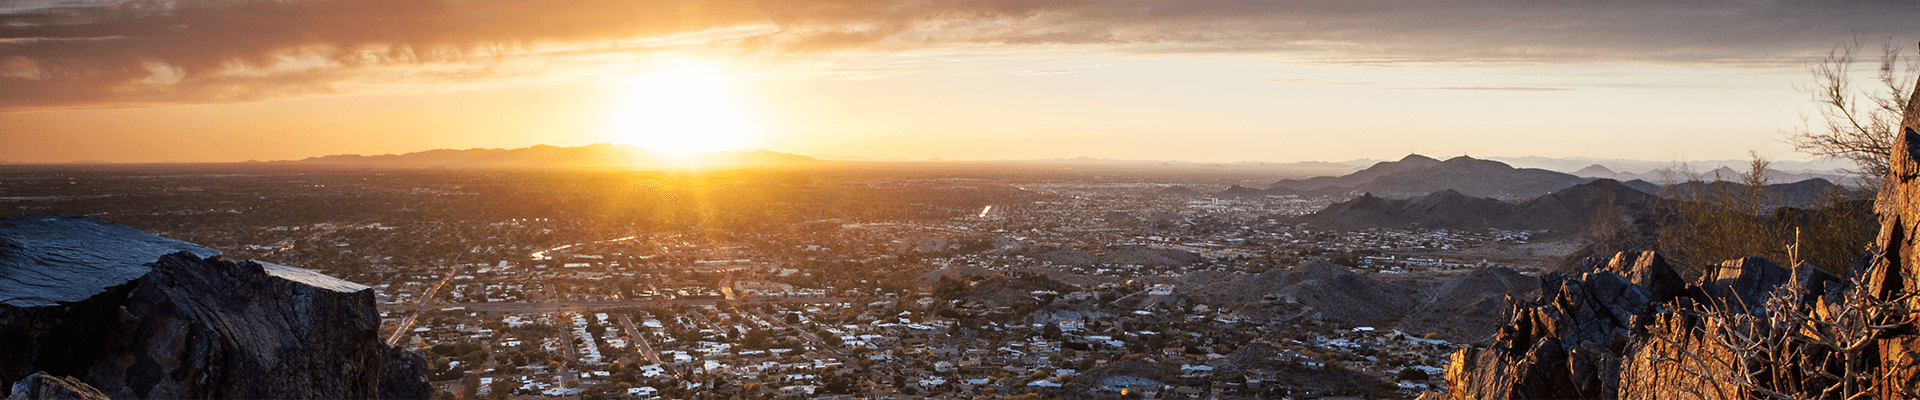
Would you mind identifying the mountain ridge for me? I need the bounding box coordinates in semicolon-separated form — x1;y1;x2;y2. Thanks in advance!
1268;154;1589;201
284;143;821;169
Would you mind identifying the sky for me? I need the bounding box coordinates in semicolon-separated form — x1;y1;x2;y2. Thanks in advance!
1;0;1917;164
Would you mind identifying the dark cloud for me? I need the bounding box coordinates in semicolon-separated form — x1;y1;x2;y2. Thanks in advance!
1;0;1913;110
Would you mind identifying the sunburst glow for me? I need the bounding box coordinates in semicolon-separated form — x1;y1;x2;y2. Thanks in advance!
604;64;763;153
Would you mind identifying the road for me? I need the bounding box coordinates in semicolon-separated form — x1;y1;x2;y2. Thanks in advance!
648;240;737;302
615;314;663;364
749;309;856;366
260;222;373;258
719;279;738;301
385;262;463;346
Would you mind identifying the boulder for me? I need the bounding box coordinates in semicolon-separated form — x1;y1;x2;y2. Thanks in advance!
1444;252;1664;400
0;214;429;399
6;373;109;400
1603;251;1686;304
0;214;218;308
1694;256;1791;315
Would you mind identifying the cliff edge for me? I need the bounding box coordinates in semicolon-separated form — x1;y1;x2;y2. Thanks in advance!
0;214;430;399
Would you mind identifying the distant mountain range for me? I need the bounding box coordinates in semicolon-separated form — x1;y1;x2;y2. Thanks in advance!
1140;153;1863;233
1290;179;1662;232
1260;154;1625;201
1565;163;1850;186
1291;177;1853;233
1488;155;1854;178
283;143;822;169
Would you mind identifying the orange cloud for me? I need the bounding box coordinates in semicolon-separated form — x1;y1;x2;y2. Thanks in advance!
1;0;1912;111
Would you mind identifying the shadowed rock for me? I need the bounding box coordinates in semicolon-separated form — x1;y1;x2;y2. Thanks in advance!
6;373;109;400
1444;251;1690;400
0;215;218;308
1604;251;1686;303
0;214;429;399
1694;256;1791;315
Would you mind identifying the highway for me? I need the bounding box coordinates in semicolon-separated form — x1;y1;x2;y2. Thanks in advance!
260;222;373;258
385;262;462;346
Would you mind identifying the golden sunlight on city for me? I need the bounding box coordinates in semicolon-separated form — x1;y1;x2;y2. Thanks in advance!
4;1;1920;399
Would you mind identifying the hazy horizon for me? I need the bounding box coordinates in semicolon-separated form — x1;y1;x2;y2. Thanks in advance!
0;141;1861;178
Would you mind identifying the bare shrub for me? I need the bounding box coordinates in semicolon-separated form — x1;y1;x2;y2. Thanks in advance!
1785;38;1919;188
1622;256;1917;400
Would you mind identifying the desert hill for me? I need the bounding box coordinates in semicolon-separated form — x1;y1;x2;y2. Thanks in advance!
1293;177;1850;233
1267;154;1588;200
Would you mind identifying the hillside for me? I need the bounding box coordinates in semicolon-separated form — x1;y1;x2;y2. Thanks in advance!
1267;154;1587;200
1268;154;1442;193
1659;177;1853;208
1292;179;1659;233
1503;178;1661;231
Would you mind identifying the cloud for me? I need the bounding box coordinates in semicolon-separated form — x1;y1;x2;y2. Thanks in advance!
1015;70;1076;75
1263;79;1374;85
1411;87;1574;92
1;0;1914;110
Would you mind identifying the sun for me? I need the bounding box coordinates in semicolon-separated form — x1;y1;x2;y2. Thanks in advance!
604;63;763;153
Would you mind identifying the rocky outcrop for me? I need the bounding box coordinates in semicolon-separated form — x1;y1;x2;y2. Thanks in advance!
1442;249;1855;399
1603;251;1685;304
0;214;429;399
1693;256;1791;314
1859;84;1920;399
1443;251;1689;399
7;373;109;400
1441;51;1920;400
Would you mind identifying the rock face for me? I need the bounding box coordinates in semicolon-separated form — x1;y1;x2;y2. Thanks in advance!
0;214;430;399
0;215;219;308
1442;249;1864;399
1693;256;1791;314
1603;251;1684;304
1861;84;1920;399
7;373;110;400
1444;251;1689;399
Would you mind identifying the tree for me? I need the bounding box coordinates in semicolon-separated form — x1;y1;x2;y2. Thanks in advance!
488;380;516;400
1785;38;1919;186
459;375;480;400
